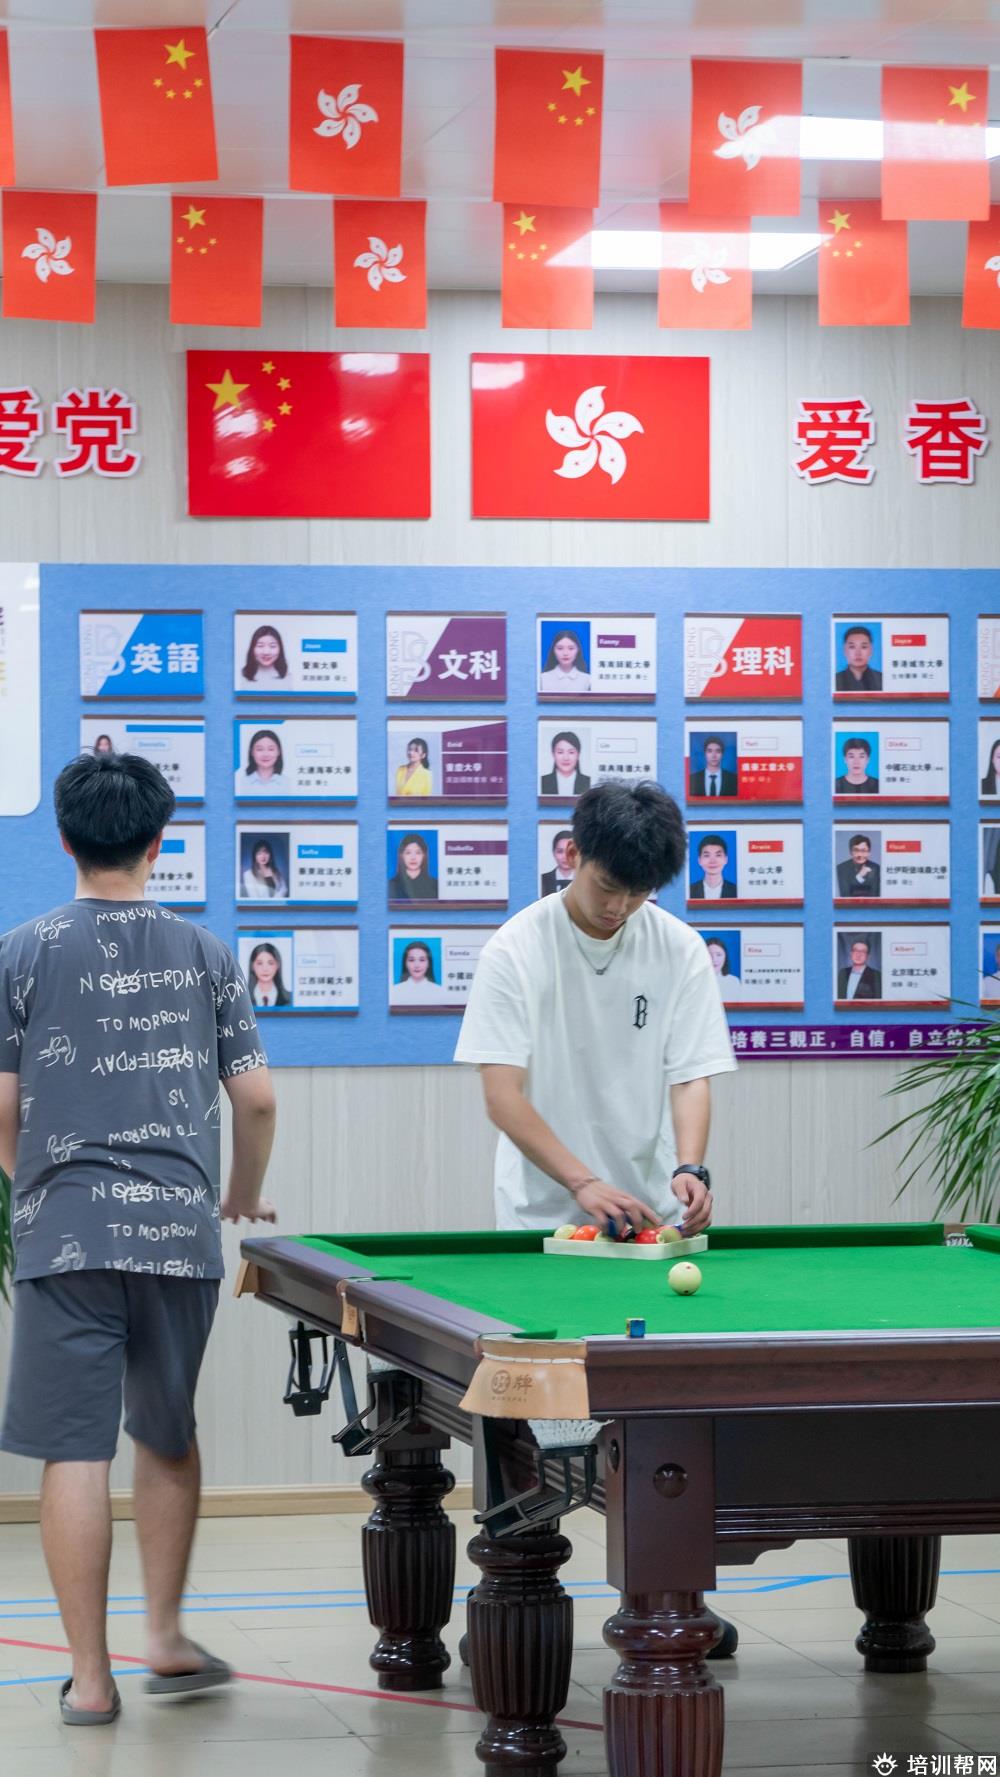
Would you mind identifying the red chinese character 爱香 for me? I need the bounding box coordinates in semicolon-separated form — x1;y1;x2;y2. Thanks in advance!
904;397;988;485
793;397;875;485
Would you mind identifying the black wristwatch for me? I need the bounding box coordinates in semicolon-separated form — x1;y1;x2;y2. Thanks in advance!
673;1163;710;1187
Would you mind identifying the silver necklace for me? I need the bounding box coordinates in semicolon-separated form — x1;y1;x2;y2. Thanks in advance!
565;906;628;976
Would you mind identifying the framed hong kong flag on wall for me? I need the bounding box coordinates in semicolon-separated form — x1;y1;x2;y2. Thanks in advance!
471;354;709;520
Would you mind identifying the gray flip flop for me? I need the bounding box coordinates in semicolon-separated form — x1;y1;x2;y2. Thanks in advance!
59;1679;122;1726
143;1644;233;1697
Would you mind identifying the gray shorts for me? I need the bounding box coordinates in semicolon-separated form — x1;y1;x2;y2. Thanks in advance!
0;1272;220;1463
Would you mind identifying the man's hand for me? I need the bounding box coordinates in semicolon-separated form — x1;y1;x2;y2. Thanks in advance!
572;1179;662;1235
672;1170;713;1236
221;1194;277;1225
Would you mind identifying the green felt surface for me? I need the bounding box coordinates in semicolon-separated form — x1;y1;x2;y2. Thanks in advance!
295;1224;1000;1340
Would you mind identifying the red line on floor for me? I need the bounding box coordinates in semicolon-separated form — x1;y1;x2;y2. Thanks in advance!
0;1635;602;1732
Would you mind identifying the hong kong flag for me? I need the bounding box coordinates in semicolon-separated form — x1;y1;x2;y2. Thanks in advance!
186;351;430;518
334;199;426;328
170;196;263;327
501;204;593;329
0;32;14;187
2;190;97;323
471;354;709;520
882;65;988;221
290;36;403;196
94;29;217;185
493;49;603;208
689;59;802;218
963;208;1000;328
658;203;751;330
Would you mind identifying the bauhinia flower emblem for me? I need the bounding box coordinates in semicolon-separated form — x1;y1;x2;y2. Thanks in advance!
545;385;643;485
315;83;378;148
681;238;732;293
22;228;74;284
714;105;775;171
353;236;406;291
985;252;1000;289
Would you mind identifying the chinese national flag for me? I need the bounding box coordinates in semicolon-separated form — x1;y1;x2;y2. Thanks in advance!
334;200;426;328
658;203;751;329
963;208;1000;328
688;59;802;217
186;350;430;518
2;190;97;323
0;33;14;187
818;201;909;327
471;353;709;520
290;36;403;196
170;197;263;328
882;65;988;221
493;49;603;208
94;29;217;186
501;205;593;329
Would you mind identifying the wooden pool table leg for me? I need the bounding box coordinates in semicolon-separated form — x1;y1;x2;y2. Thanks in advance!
466;1522;574;1772
361;1417;457;1691
848;1533;941;1673
601;1418;724;1777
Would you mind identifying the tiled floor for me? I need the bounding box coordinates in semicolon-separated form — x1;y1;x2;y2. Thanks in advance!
2;1509;1000;1774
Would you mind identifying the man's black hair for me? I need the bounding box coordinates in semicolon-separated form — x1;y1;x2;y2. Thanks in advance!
702;734;725;751
55;751;176;872
698;832;728;857
843;625;873;644
843;736;871;757
572;780;686;893
552;829;573;849
849;834;871;849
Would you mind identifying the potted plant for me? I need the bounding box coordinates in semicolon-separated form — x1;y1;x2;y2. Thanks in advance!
0;1166;11;1304
879;1022;1000;1223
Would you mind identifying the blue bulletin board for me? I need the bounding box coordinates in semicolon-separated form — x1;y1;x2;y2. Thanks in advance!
0;563;994;1066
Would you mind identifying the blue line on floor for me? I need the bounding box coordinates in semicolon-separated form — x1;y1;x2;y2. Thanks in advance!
2;1566;999;1620
0;1668;145;1689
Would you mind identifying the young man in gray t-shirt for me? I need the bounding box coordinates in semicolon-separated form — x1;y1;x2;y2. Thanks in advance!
0;751;277;1725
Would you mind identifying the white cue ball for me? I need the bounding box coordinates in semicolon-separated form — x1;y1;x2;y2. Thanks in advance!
668;1262;702;1296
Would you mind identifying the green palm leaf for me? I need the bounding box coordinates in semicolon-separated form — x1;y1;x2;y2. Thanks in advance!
878;1009;1000;1223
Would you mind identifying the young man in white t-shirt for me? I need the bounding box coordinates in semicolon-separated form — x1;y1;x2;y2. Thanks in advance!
455;780;736;1236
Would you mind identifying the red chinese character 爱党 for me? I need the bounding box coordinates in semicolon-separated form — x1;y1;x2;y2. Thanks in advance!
51;386;140;479
0;386;44;477
793;398;876;485
904;397;988;485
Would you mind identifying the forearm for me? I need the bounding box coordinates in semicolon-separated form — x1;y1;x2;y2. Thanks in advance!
0;1123;16;1178
0;1074;19;1177
226;1103;276;1208
669;1076;711;1167
486;1088;595;1196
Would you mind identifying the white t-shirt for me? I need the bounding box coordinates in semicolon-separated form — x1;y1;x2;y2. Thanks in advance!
539;666;592;693
454;894;736;1228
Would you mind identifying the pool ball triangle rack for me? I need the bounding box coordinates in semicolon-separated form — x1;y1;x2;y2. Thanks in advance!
542;1233;708;1259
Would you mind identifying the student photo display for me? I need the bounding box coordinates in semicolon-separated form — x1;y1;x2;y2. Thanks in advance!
80;716;205;802
386;822;509;910
388;927;497;1013
833;823;950;907
235;823;359;907
233;718;358;802
238;928;359;1014
831;616;949;699
234;611;358;698
536;614;656;700
686;822;803;908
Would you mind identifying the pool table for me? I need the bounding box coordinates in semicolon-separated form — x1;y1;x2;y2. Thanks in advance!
239;1223;1000;1777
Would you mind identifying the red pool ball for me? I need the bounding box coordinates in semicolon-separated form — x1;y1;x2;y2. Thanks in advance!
572;1225;599;1241
635;1229;659;1245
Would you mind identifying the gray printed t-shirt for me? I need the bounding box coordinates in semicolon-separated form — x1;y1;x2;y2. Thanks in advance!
0;900;268;1282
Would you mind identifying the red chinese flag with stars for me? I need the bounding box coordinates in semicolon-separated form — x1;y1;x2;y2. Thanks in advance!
186;350;430;518
471;353;709;520
94;29;217;186
688;58;801;217
2;190;97;323
0;32;15;187
658;203;751;330
963;208;1000;328
493;49;603;208
290;36;403;197
170;196;263;328
501;205;593;329
882;65;988;221
334;200;426;328
818;201;909;327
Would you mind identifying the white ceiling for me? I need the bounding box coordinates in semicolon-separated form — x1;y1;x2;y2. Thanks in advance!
1;0;999;294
